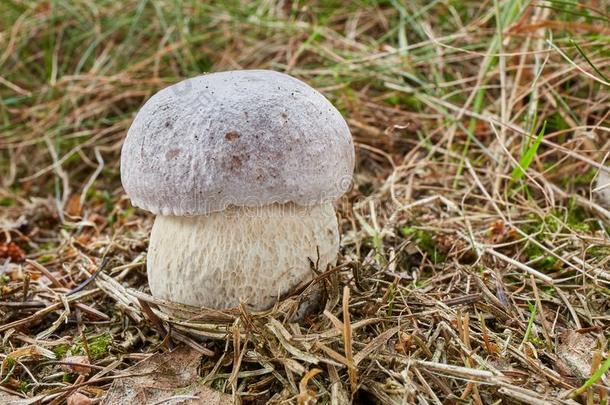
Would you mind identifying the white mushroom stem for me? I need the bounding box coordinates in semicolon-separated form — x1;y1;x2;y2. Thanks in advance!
147;202;339;311
596;168;610;207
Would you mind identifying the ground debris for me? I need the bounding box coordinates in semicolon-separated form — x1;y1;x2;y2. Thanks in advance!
1;1;609;403
102;346;231;405
556;330;598;380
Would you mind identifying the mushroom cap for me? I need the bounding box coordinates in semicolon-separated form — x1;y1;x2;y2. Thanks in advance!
120;70;354;215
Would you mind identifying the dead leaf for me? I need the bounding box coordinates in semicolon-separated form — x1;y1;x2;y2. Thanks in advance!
0;390;24;405
102;345;231;405
0;242;26;262
65;194;82;217
556;330;596;379
2;345;56;371
67;392;93;405
61;356;92;375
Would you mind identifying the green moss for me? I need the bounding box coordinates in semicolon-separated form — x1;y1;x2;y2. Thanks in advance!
523;199;596;237
400;227;445;264
4;356;16;369
0;197;14;207
588;246;610;259
53;344;70;359
384;93;423;110
544;112;569;140
2;357;16;381
38;254;55;264
68;332;112;360
521;215;559;271
18;380;28;393
84;333;112;360
524;245;559;271
529;335;545;347
211;377;226;392
564;197;592;232
521;197;600;271
120;207;134;220
560;168;596;187
413;280;426;288
63;373;75;383
107;213;117;226
88;190;116;213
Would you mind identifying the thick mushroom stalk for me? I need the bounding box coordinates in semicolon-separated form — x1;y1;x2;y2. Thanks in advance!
147;203;338;310
596;169;610;207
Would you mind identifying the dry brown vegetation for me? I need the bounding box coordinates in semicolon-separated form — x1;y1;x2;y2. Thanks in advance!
1;1;609;404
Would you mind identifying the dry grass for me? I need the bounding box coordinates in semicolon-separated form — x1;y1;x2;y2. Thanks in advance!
1;0;609;404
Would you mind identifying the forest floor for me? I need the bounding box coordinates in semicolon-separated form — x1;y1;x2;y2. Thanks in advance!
1;1;609;404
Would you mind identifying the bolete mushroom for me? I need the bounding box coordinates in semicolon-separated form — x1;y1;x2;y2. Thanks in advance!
121;70;354;311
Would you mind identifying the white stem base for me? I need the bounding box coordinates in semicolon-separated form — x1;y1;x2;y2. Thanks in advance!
597;169;610;207
147;203;339;311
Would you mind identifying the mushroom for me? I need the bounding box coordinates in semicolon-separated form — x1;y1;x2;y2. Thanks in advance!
120;70;354;311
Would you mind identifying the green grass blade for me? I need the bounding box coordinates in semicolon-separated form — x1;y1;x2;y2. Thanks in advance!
511;121;547;182
572;353;610;397
521;301;537;346
453;0;526;187
534;3;610;23
571;39;610;83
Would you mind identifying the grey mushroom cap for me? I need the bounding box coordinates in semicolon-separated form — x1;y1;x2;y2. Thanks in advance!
120;70;354;216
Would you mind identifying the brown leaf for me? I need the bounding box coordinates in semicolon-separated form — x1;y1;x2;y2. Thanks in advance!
3;346;56;368
0;242;26;262
65;194;82;217
556;330;596;379
67;392;93;405
102;345;231;405
61;356;92;376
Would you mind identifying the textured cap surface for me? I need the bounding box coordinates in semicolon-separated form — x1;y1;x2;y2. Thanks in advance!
120;70;354;215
